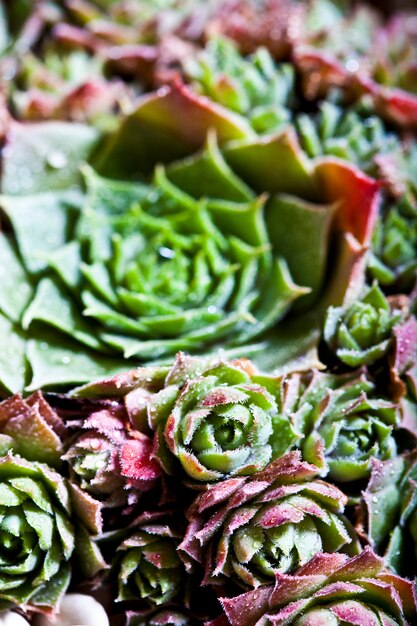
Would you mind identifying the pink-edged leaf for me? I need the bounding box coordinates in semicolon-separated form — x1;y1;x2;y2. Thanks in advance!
315;581;365;600
96;79;255;178
1;394;63;466
200;387;248;407
295;552;348;577
26;391;67;437
83;409;126;435
220;585;272;626
223;505;258;537
254;451;318;484
294;47;352;99
179;519;204;561
256;502;304;528
329;547;384;582
329;599;380;626
270;571;327;608
370;83;417;128
314;158;380;246
194;477;247;514
124;386;153;431
390;317;417;394
72;365;169;398
377;572;417;620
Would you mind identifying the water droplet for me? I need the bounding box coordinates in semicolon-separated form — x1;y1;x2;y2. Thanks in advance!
345;59;359;73
61;356;71;365
159;246;175;260
372;496;378;504
47;151;68;169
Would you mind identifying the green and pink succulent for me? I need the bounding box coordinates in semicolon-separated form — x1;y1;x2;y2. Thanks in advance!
220;548;417;626
180;452;357;588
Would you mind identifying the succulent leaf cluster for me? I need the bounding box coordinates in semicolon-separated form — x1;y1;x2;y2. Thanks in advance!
0;1;416;625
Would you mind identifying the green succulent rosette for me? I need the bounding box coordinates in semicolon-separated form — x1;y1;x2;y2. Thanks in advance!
180;452;357;589
220;548;417;626
0;451;105;612
323;282;404;368
183;37;295;135
115;511;186;606
0;79;381;393
367;146;417;293
152;354;298;482
361;450;417;577
296;101;400;174
369;200;417;292
281;370;400;482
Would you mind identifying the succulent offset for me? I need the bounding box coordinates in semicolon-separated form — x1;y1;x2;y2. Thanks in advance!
114;511;186;606
278;369;401;482
0;0;416;625
220;548;417;626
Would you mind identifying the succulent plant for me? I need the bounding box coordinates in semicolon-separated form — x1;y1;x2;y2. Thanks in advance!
180;452;357;589
150;353;299;482
0;87;380;392
220;547;417;626
323;282;404;368
0;452;105;612
361;450;417;577
0;392;66;467
272;368;401;483
296;100;400;175
183;37;295;134
369;201;417;292
115;511;186;606
63;407;161;509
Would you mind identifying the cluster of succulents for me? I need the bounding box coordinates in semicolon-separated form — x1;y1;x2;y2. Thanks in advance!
0;0;416;625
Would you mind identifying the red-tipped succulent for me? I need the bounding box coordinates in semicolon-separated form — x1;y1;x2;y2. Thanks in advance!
180;452;357;589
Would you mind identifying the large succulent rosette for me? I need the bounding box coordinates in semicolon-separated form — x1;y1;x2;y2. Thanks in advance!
219;548;417;626
180;452;357;588
0;32;383;394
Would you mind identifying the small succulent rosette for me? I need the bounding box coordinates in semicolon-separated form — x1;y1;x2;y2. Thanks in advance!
63;407;161;510
323;283;405;368
360;450;417;577
180;452;358;589
220;548;417;626
114;511;187;607
276;369;401;483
